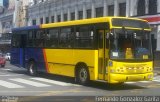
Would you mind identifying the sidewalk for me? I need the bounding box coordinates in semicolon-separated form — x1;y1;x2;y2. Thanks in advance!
154;67;160;76
154;60;160;76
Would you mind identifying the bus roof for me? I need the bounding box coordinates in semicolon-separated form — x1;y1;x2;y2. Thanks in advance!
12;25;40;32
41;17;150;30
41;17;111;28
12;17;151;31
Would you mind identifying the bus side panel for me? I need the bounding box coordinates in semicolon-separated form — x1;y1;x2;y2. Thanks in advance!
44;49;75;77
10;48;25;67
73;50;98;81
25;48;47;73
43;49;98;80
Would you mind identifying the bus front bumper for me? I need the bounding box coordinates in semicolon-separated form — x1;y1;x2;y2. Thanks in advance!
109;72;153;84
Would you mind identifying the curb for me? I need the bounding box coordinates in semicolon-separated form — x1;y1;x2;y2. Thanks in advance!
154;71;160;76
154;72;160;75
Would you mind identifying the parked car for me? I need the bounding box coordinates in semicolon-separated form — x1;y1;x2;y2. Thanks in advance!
5;53;10;61
0;53;6;67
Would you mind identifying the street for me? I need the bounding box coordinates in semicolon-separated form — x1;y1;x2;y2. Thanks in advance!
0;61;160;97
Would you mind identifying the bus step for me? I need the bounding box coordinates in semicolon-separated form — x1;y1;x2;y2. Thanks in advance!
96;80;107;83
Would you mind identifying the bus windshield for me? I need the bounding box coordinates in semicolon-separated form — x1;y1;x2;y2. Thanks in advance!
109;28;152;61
112;18;150;29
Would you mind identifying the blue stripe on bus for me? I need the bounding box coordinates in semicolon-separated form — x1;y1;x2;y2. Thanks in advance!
12;25;40;32
10;48;20;67
11;48;47;73
25;48;47;73
20;48;24;67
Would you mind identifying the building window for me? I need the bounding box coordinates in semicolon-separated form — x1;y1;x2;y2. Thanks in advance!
119;3;126;17
87;9;91;18
32;19;36;25
78;11;83;19
71;12;75;20
149;0;157;15
46;17;49;24
34;0;37;4
57;15;61;22
96;7;103;17
51;16;54;23
64;14;67;21
137;0;145;16
108;5;114;16
40;18;43;24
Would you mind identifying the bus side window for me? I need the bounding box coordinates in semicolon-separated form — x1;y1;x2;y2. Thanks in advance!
75;25;94;49
35;30;45;47
59;27;74;48
12;34;20;48
27;31;34;47
46;29;59;48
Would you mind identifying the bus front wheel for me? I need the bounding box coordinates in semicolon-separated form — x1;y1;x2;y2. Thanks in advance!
76;65;90;85
27;61;37;76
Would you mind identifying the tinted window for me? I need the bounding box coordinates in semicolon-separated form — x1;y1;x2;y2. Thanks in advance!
12;33;21;47
112;18;150;29
27;31;35;47
75;26;94;48
46;29;59;48
35;30;45;47
12;31;27;48
59;27;74;48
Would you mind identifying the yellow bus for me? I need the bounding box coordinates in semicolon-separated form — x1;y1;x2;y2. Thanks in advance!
11;17;153;85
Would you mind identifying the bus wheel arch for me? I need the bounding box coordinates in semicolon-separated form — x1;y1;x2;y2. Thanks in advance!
75;62;90;85
27;59;37;76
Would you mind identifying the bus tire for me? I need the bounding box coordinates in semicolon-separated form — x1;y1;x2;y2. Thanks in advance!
27;61;37;76
76;65;90;85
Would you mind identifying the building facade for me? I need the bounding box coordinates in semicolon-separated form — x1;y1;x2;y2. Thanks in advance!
0;0;14;52
28;0;133;25
0;0;29;52
0;0;14;34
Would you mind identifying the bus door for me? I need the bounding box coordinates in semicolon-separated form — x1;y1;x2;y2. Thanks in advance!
20;34;27;67
98;30;109;80
11;34;26;68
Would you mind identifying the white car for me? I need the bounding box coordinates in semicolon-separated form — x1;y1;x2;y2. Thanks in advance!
5;53;10;60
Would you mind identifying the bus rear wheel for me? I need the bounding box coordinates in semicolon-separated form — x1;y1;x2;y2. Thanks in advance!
27;61;37;76
76;65;89;85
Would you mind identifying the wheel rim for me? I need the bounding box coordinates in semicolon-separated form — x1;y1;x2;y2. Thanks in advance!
79;68;87;82
29;63;34;75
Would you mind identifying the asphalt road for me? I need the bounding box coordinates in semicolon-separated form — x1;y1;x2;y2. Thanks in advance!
0;62;160;101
